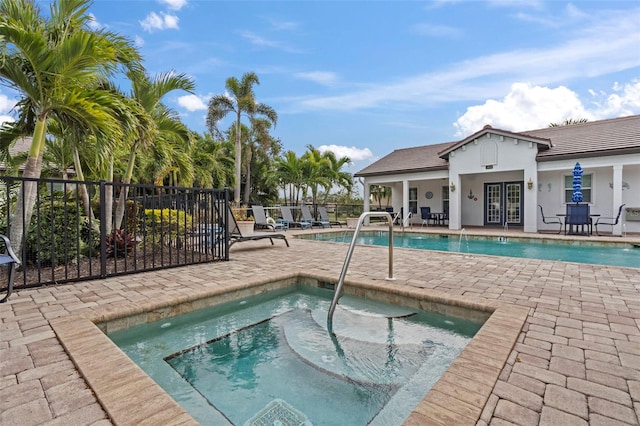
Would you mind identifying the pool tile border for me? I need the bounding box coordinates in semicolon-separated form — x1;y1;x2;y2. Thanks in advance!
49;271;529;426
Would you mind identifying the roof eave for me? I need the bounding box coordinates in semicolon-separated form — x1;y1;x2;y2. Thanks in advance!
355;165;449;177
537;147;640;162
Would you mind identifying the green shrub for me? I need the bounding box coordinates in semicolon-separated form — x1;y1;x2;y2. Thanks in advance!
26;200;86;266
144;208;193;246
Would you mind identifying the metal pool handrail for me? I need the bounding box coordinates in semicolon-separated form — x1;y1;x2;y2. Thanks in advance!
327;212;394;333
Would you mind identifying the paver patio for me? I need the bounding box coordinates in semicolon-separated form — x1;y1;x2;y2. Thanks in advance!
1;228;639;425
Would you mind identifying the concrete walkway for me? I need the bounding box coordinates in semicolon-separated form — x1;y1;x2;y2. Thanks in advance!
1;228;639;425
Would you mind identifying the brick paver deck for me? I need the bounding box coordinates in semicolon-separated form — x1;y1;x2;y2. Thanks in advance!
1;228;639;425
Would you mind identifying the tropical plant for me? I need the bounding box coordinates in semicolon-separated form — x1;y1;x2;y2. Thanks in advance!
112;70;194;229
105;229;136;258
275;150;304;205
189;132;235;189
206;72;277;205
549;118;589;127
0;0;143;254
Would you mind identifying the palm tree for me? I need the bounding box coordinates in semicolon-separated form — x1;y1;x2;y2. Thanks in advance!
0;0;143;253
275;151;304;205
242;117;279;205
320;150;352;206
113;70;194;229
549;118;589;127
189;133;234;189
206;72;277;205
301;146;330;212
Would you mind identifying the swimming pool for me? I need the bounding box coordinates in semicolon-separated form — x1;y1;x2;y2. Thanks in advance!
300;231;640;268
108;285;483;425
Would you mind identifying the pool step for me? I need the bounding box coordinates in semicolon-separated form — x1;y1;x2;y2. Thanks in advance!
281;309;433;386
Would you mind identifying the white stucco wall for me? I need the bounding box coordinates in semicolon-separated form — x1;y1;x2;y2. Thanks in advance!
447;133;539;231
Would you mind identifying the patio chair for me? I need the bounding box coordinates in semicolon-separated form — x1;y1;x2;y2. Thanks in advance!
594;204;626;236
300;204;330;228
227;205;289;248
318;206;346;228
0;234;21;303
565;204;591;235
420;207;432;228
251;205;287;231
279;206;312;229
538;204;562;234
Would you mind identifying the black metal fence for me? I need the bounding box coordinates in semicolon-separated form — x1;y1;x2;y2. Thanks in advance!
0;176;229;292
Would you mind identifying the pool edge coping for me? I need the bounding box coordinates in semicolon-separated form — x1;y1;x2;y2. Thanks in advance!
49;271;529;426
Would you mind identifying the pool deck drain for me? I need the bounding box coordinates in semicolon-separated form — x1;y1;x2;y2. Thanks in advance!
1;229;639;425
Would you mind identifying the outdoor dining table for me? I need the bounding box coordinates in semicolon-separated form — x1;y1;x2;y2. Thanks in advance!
430;212;447;226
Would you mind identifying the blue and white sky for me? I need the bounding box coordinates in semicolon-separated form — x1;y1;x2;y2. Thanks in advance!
1;0;639;175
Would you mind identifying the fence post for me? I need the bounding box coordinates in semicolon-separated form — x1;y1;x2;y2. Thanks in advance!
99;180;107;277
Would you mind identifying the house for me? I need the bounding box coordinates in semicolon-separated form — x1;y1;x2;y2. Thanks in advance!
355;115;640;235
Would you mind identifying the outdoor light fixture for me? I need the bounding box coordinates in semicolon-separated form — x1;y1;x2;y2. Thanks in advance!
527;178;534;190
450;182;456;192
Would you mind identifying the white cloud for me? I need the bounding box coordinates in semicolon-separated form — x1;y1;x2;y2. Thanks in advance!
410;23;462;38
134;35;145;48
140;12;179;32
0;114;14;127
0;92;16;126
178;94;208;112
318;145;373;161
0;92;15;112
239;31;303;54
453;81;640;136
294;71;338;87
265;17;300;31
292;8;640;112
159;0;187;11
591;80;640;117
87;13;103;30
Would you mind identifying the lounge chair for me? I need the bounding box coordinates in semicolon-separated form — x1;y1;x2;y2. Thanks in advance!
538;204;562;234
279;206;312;229
227;206;289;248
251;205;287;231
0;234;21;303
594;204;625;236
318;206;346;228
300;205;330;228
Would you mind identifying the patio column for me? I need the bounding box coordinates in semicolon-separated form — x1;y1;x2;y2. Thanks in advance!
402;180;409;226
448;174;461;230
523;167;538;233
612;165;623;236
363;180;370;225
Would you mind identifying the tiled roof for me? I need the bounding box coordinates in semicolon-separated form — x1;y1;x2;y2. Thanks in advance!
355;114;640;176
524;114;640;161
355;141;453;177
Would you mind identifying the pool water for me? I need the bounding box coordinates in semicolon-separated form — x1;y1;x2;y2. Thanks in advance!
301;231;640;268
108;285;482;425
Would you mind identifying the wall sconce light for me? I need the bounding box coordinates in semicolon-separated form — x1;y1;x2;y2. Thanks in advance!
527;178;534;190
450;182;456;192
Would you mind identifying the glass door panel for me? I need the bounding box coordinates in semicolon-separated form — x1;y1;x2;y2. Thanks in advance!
486;184;502;224
484;182;524;226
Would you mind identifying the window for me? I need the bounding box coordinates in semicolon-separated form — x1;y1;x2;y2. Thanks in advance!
564;174;592;203
442;186;449;216
409;187;417;214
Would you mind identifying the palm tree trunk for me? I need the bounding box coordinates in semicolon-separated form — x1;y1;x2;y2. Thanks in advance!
114;149;137;230
234;113;242;205
9;119;47;258
104;160;114;235
242;146;252;205
72;146;95;220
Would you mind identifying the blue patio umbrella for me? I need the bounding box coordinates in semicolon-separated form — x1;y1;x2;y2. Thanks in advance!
571;162;583;203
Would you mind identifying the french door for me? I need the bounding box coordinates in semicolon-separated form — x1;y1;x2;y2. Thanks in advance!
484;182;523;226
